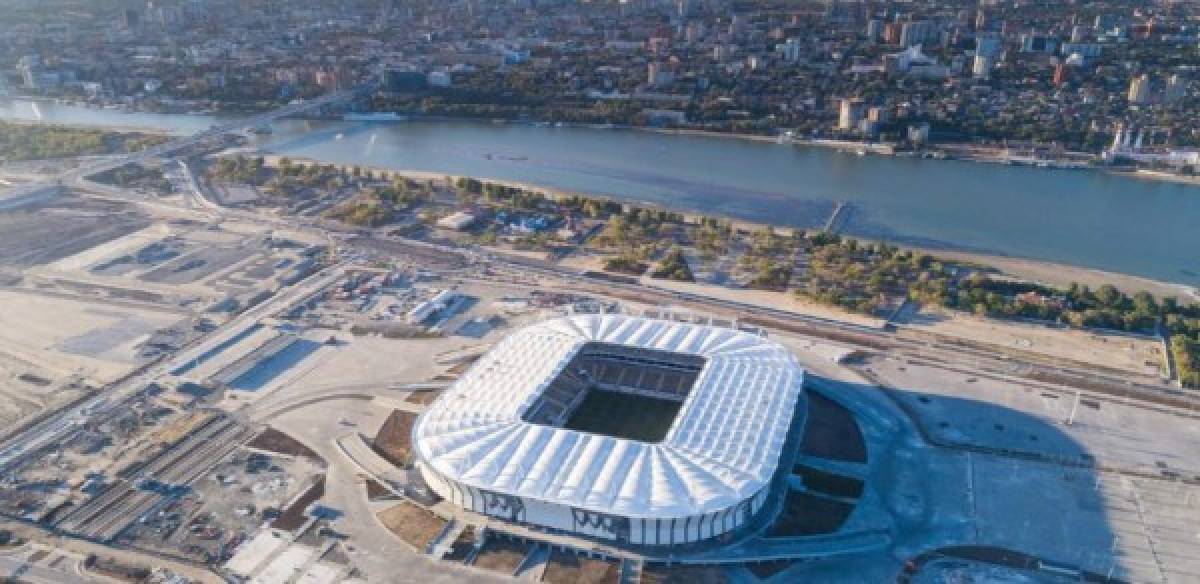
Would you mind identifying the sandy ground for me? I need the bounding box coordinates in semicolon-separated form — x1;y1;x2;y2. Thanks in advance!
641;275;887;329
1132;168;1200;187
557;253;885;328
558;248;1166;378
0;288;183;383
900;307;1166;378
278;335;463;391
48;223;173;272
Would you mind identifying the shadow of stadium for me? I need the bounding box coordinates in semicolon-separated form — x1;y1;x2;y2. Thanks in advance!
787;374;1129;583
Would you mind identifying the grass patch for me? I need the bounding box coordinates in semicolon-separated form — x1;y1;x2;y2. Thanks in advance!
562;389;681;443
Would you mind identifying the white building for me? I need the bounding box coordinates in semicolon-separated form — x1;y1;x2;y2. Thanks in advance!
972;54;993;79
413;315;806;546
436;211;477;231
1128;74;1151;104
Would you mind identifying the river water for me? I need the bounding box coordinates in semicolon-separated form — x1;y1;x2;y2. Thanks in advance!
3;98;1198;287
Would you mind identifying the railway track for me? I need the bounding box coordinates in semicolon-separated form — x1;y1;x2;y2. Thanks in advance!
55;415;254;542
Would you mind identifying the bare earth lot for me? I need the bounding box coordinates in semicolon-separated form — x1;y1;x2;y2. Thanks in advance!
376;501;447;551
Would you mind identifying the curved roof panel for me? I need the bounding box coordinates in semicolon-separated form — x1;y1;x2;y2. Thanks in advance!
413;315;804;519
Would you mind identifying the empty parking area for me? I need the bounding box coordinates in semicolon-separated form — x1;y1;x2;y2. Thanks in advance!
867;356;1200;478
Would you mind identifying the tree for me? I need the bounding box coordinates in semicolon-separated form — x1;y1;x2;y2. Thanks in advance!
1132;290;1158;316
650;247;694;282
1095;284;1123;308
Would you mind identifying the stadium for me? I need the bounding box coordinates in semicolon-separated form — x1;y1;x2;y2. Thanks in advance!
412;314;806;547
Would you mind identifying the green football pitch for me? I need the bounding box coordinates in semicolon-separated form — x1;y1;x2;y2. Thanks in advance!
562;389;682;443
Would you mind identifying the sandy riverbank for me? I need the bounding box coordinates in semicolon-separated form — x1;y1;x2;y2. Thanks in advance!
255;154;1198;303
922;249;1199;304
1129;169;1200;187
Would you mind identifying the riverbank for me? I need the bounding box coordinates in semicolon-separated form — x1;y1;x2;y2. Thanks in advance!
916;248;1199;304
256;152;1198;304
0;117;177;137
466;118;1200;188
5;105;1196;286
9;98;1200;189
1130;169;1200;187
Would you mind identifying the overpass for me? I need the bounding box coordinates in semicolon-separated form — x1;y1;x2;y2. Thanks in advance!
0;84;373;202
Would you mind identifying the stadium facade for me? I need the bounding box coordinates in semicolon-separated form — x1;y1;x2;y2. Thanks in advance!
413;314;806;547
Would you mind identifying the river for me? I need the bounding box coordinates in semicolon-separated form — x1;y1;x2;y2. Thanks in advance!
3;98;1199;287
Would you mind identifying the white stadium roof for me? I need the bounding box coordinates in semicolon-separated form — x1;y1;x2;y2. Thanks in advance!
414;315;805;520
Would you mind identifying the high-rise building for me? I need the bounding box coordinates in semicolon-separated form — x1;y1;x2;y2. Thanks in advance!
899;20;936;48
908;122;931;145
866;19;882;42
780;38;803;62
838;98;866;130
972;54;993;79
975;34;1002;57
1165;74;1187;103
123;8;140;30
647;62;674;88
1053;63;1068;87
675;0;692;19
883;22;902;44
713;44;733;62
1127;74;1151;104
1020;34;1057;54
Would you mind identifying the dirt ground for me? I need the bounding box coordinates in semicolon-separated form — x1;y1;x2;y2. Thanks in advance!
376;501;447;551
471;538;529;575
640;564;729;584
371;410;417;467
900;307;1166;378
247;427;324;462
542;551;619;584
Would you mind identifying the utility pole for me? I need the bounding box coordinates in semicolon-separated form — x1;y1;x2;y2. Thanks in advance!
1065;389;1081;425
